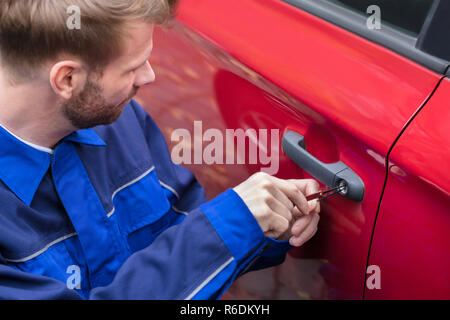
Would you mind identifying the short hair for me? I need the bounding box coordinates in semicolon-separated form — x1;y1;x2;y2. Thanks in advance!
0;0;178;83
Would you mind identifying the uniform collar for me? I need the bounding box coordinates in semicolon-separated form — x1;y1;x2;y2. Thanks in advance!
63;128;107;147
0;126;106;206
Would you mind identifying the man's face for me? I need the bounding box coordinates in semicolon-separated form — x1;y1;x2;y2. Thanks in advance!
62;22;156;129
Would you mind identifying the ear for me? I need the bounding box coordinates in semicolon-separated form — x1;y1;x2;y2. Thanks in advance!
49;60;87;100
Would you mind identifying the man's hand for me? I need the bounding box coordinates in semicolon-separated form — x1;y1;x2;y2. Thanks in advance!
233;172;320;247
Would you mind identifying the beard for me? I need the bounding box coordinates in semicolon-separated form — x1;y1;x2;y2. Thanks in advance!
62;75;139;130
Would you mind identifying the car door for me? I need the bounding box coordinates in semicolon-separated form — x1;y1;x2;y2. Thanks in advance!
136;0;448;299
365;76;450;299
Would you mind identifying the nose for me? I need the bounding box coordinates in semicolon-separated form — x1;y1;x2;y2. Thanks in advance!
135;61;156;87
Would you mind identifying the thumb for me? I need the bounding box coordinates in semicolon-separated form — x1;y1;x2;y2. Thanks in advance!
288;179;320;214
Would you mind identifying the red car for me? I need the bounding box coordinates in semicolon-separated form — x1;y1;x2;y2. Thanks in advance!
136;0;450;299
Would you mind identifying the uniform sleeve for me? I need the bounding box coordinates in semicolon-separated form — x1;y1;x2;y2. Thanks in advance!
89;188;284;299
0;188;289;300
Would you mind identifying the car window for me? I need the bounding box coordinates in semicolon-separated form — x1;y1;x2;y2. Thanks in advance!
282;0;448;74
321;0;435;37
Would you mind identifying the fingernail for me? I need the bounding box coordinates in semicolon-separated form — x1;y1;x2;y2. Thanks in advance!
290;238;300;247
289;237;296;246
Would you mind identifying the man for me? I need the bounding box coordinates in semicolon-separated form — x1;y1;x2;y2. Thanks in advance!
0;0;320;299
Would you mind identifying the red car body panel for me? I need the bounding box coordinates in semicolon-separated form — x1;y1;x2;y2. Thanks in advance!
175;0;440;155
366;78;450;299
136;0;447;299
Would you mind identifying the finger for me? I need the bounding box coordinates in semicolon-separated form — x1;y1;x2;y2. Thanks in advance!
309;198;320;215
305;179;320;195
298;213;320;245
304;180;321;214
290;213;320;246
291;206;304;221
291;211;319;240
289;179;320;195
290;212;313;238
264;183;295;214
267;212;290;239
266;196;293;223
269;176;310;216
288;179;320;215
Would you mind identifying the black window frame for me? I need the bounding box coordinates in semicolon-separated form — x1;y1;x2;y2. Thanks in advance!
282;0;450;75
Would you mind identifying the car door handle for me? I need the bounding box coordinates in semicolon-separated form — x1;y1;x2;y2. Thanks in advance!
282;131;365;202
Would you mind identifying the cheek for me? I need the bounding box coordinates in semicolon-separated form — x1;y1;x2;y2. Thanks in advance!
104;76;134;104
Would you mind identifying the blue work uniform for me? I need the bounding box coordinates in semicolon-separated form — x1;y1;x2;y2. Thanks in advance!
0;99;291;299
